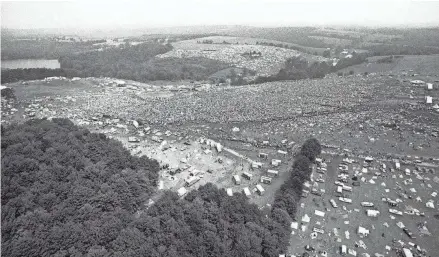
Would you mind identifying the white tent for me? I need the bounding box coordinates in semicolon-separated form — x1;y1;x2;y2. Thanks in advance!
315;210;325;217
302;214;311;223
426;96;433;104
427;83;433;90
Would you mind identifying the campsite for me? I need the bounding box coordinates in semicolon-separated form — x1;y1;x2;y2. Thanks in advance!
2;8;439;256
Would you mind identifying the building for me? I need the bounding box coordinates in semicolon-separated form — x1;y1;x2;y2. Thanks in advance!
427;83;433;90
226;188;233;196
233;175;241;185
256;184;265;195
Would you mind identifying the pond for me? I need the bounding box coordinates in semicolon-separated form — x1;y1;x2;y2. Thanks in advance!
1;59;60;69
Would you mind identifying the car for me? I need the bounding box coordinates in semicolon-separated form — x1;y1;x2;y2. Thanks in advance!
311;190;323;196
304;245;315;252
403;228;416;239
315;178;325;183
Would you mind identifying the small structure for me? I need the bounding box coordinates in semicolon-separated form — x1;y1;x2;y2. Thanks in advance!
128;136;140;143
226;188;233;196
271;159;281;167
357;226;370;237
340;245;347;255
242;172;253;180
260;176;272;184
291;221;299;229
361;202;374;207
410;80;425;85
314;210;325;217
366;210;380;217
252;162;263;169
403;248;413;257
256;184;265;195
259;152;268;159
395;162;401;170
177;187;187;197
233;175;241;185
277;150;288;155
389;209;403;216
243;187;251;197
267;169;279;177
426;200;435;209
427;83;433;90
302;214;311;223
426;96;433;104
216;143;223;152
339;197;352;203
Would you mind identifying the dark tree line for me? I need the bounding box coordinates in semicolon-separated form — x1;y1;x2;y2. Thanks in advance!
1;119;160;257
59;43;173;78
272;138;321;218
1;39;99;60
131;183;292;257
252;52;367;84
1;119;294;257
58;43;230;82
1;68;80;84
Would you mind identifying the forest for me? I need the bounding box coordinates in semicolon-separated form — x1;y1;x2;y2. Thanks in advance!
1;119;321;257
59;43;230;82
252;53;366;84
1;119;160;257
1;39;99;60
1;68;80;84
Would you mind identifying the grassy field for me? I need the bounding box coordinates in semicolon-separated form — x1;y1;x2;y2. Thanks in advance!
339;54;439;75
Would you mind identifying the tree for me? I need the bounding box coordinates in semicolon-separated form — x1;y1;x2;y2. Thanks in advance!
300;138;322;162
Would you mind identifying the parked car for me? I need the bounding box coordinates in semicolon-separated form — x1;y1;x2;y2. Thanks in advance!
403;228;416;239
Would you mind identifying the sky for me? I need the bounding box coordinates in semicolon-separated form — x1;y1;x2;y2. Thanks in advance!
1;0;439;30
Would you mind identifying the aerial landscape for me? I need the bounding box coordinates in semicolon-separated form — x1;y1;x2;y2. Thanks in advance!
1;1;439;257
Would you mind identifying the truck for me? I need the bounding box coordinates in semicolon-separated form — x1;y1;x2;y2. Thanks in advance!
233;175;241;185
330;199;338;208
242;172;253;180
361;202;374;207
260;176;272;184
256;184;265;196
185;176;201;187
267;169;279;177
